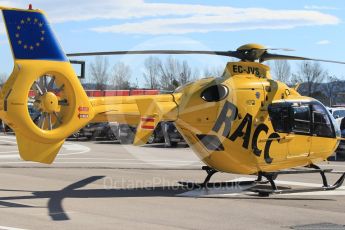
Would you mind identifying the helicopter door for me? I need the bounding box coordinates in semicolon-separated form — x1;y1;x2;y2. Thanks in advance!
287;104;312;158
309;103;336;156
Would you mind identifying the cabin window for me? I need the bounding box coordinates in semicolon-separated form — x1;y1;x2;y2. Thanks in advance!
268;103;312;134
312;104;334;138
268;105;291;133
201;85;228;102
291;105;311;134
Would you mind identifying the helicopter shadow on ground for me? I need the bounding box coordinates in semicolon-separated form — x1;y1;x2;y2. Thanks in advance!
93;140;122;145
142;143;189;149
67;137;124;145
91;141;188;148
0;176;335;221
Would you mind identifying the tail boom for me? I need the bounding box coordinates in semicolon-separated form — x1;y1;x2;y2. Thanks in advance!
90;94;180;145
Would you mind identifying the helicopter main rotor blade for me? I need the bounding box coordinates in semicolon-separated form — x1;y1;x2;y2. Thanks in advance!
260;53;345;65
67;50;241;58
265;48;295;51
67;48;345;65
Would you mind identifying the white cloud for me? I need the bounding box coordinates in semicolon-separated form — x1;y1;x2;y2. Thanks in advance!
0;1;17;7
1;0;246;22
316;40;331;45
91;9;340;35
0;1;341;35
304;5;338;10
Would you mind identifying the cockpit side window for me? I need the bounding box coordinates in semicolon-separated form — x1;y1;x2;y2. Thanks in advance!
312;104;335;138
291;105;311;134
269;103;312;134
268;104;291;133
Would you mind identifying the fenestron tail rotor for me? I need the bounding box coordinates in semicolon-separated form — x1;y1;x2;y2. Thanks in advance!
0;6;96;164
29;75;69;131
67;43;345;65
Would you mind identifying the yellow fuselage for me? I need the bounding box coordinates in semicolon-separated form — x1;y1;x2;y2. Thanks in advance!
90;62;339;174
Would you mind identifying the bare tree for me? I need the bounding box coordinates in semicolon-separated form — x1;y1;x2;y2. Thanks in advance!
203;66;224;77
89;56;109;90
158;57;198;90
158;56;181;91
179;60;196;85
271;60;291;84
292;61;327;96
324;75;339;106
143;56;161;89
111;62;131;90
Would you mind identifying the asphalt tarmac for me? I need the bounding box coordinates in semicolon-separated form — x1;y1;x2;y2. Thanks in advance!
0;134;344;230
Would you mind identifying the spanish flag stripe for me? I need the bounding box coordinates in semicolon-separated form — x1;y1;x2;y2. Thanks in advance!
141;125;155;130
141;117;155;130
141;117;155;122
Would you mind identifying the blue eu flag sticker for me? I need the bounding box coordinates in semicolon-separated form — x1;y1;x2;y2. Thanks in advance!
2;9;67;62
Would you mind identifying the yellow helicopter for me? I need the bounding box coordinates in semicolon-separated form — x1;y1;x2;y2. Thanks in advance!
0;6;345;196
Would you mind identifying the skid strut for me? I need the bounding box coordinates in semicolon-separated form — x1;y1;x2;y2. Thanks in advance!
202;166;218;186
178;166;256;189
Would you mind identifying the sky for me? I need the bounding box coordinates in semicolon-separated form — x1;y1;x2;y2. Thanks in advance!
0;0;344;86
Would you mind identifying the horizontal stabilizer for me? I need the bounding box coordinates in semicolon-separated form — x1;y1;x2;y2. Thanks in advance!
16;133;64;164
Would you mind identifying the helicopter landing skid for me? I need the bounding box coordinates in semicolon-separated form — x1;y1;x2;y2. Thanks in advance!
252;165;345;197
178;165;345;197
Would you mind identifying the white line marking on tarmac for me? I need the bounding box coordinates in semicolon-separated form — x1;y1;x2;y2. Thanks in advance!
0;140;16;144
275;180;345;196
0;136;90;159
57;143;90;156
0;155;20;159
275;180;323;187
321;164;345;168
56;158;200;163
0;135;16;139
32;211;77;217
0;225;28;230
0;151;18;154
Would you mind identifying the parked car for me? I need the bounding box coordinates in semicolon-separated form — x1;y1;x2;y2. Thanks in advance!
78;122;116;140
0;119;12;133
327;107;345;129
106;121;183;146
70;122;135;144
109;122;136;144
335;118;345;161
148;122;185;147
68;121;185;147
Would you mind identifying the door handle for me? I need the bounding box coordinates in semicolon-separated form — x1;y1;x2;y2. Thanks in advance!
284;134;295;140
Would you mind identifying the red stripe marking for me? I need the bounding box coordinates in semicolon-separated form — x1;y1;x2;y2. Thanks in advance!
141;117;155;122
141;125;155;130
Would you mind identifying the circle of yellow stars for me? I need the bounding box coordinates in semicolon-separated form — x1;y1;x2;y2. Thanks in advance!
16;17;45;51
